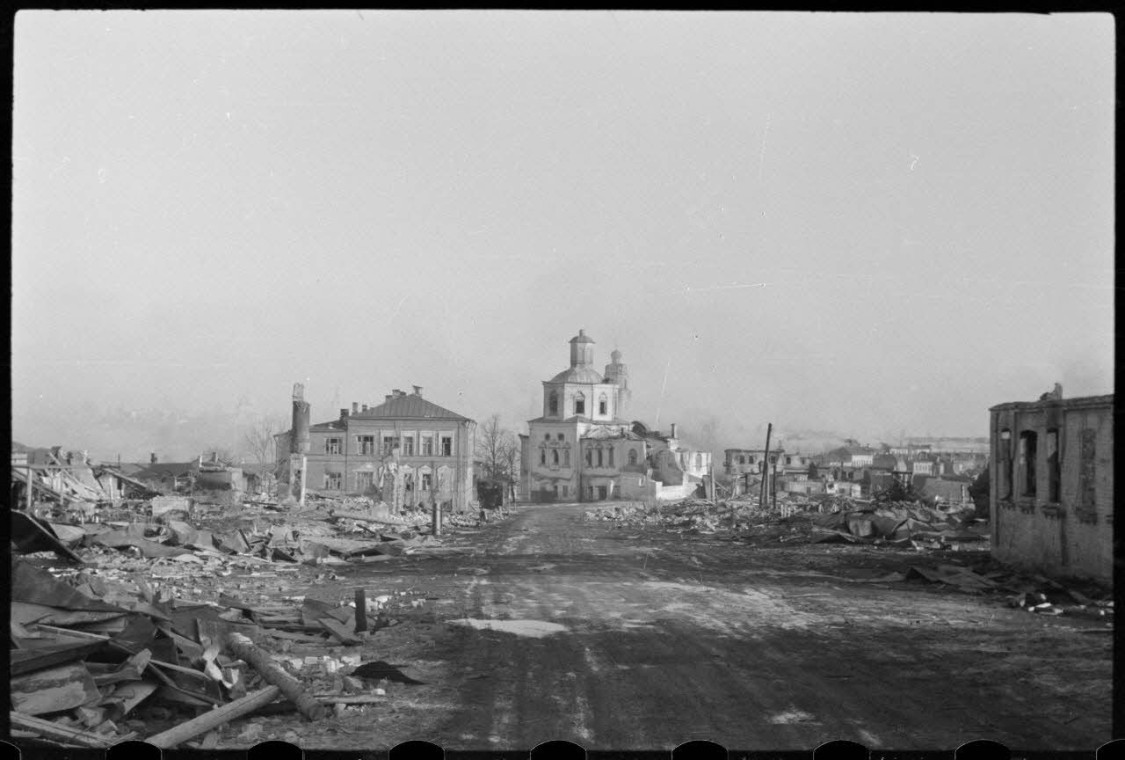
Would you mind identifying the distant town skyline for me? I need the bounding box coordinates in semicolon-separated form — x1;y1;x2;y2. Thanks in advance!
13;12;1114;463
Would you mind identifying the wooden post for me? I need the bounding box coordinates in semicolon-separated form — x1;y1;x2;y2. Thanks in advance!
144;685;282;748
760;423;773;507
354;588;368;633
299;454;307;507
26;465;34;512
224;632;325;720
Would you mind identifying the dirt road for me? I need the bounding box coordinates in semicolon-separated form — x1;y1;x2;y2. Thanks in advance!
268;502;1110;751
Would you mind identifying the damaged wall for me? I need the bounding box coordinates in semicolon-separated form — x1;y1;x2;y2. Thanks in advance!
989;392;1113;583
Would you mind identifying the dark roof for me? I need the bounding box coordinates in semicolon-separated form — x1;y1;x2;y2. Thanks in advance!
351;394;470;421
132;462;196;479
570;330;595;344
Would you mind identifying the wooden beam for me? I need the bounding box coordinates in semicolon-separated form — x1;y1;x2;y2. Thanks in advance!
143;685;282;748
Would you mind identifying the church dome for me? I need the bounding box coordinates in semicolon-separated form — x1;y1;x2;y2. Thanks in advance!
550;366;604;384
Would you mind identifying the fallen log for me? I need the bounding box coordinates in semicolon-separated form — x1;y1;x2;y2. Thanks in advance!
9;711;115;748
143;685;282;748
224;632;327;719
318;617;362;646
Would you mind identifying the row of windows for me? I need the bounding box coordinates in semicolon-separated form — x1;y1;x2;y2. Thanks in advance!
323;471;438;491
998;427;1096;506
538;446;640;468
548;391;609;417
323;435;453;457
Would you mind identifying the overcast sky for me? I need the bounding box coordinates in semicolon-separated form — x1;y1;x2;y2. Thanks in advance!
12;11;1115;461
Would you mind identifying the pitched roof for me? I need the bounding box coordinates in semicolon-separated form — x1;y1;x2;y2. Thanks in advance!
351;394;470;422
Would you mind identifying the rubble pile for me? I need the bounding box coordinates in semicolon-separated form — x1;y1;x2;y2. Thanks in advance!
9;552;435;748
808;500;985;549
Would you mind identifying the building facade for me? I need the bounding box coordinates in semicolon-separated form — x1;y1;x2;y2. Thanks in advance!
277;386;476;513
519;330;710;503
989;390;1113;583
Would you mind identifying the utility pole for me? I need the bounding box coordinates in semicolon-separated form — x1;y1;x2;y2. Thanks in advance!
760;423;772;508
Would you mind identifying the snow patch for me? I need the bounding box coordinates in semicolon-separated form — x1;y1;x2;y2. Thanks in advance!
449;618;568;638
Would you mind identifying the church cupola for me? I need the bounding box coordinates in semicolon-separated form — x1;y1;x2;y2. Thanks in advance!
569;329;595;368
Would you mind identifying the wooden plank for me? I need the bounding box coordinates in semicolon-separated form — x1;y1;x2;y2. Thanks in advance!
11;662;101;715
144;685;283;748
318;617;362;646
9;711;114;748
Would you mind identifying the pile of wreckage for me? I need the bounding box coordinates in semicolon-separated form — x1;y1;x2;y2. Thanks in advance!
584;495;987;550
10;552;435;749
9;456;512;749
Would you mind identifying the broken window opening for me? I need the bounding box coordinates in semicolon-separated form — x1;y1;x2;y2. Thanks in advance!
356;471;374;491
1046;429;1060;503
1018;430;1037;498
628;449;638;466
999;428;1012;499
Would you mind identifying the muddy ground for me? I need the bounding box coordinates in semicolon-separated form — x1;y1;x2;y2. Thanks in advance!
209;502;1110;751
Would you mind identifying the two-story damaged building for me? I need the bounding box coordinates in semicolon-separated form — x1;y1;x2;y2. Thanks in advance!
989;387;1113;584
276;386;476;513
519;330;711;503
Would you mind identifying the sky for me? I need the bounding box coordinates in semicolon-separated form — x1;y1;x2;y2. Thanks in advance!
12;11;1115;462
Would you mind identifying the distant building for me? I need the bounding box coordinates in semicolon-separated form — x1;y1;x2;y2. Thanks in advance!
276;387;476;513
519;330;711;502
989;389;1113;583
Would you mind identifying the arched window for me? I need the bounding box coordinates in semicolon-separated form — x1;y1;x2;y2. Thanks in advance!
695;453;702;468
564;448;570;466
598;394;608;416
586;448;593;466
548;391;558;416
628;449;638;466
597;448;604;467
540;449;546;465
552;449;559;465
574;392;586;416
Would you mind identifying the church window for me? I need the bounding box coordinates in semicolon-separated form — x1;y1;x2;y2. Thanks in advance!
549;391;558;416
557;433;564;441
575;393;586;416
597;448;604;467
540;449;546;465
696;453;702;468
564;448;571;466
598;394;608;415
608;447;614;467
552;449;559;465
586;448;593;466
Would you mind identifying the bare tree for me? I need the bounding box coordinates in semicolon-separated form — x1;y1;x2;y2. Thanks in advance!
243;415;285;469
475;413;519;483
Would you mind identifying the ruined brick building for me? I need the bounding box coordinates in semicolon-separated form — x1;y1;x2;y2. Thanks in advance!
989;387;1113;583
519;330;711;503
276;385;476;513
